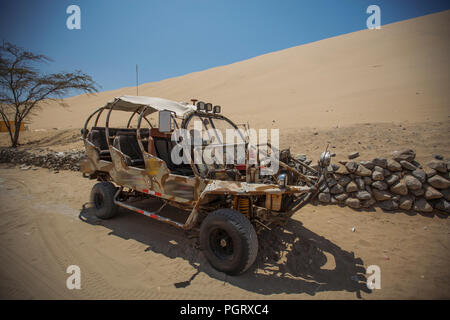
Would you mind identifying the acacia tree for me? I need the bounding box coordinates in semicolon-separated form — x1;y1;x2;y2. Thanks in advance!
0;42;99;147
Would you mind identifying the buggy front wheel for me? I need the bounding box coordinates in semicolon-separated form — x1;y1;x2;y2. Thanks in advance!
200;209;258;275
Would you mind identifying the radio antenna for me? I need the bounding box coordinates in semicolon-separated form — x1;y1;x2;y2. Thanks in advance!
136;64;139;96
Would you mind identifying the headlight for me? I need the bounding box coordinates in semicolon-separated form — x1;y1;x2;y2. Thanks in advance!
320;151;331;167
277;173;287;188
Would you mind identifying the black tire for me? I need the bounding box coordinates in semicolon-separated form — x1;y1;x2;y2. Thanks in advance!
90;182;119;219
200;209;258;275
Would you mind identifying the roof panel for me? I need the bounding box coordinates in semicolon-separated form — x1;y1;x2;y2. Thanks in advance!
104;96;196;117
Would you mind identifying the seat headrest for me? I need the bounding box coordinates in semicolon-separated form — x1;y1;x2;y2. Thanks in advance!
116;131;137;136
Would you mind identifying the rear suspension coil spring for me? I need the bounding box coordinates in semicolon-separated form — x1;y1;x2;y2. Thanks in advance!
238;197;250;215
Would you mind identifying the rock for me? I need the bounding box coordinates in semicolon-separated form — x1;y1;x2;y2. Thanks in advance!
345;161;358;173
331;163;340;171
348;152;360;159
356;191;372;200
441;171;450;180
355;177;365;190
372;181;388;191
372;170;384;181
400;160;416;171
391;149;415;162
424;166;437;178
335;165;349;175
345;198;361;209
433;154;443;160
440;172;450;181
372;158;387;168
330;184;345;194
390;180;408;195
363;176;372;185
326;175;337;187
383;168;391;177
373;166;384;172
428;175;450;189
404;175;422;191
386;174;400;186
330;196;339;204
346;181;358;193
412;188;424;196
355;164;372;177
424;185;443;200
413;198;433;213
411;160;422;169
378;200;399;211
427;160;447;173
361;198;376;208
372;189;392;201
335;193;349;202
441;189;450;201
411;169;426;183
360;160;374;170
337;175;352;186
399;195;414;210
387;159;402;172
318;192;331;203
434;199;450;213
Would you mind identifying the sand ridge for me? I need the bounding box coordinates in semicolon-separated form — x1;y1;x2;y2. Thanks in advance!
27;10;450;131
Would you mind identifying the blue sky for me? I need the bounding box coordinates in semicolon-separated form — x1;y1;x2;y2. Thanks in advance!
0;0;449;96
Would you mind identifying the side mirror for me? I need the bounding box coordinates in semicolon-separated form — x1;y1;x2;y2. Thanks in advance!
159;110;173;133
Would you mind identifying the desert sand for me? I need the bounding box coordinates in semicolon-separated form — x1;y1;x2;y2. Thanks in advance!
0;11;449;299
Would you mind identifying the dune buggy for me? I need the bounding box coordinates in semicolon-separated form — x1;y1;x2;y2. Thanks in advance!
80;96;330;275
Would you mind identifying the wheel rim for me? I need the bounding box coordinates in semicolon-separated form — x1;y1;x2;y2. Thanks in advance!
209;228;234;261
94;193;104;209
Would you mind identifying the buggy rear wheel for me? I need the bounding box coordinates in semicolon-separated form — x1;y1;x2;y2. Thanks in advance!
90;182;119;219
200;209;258;275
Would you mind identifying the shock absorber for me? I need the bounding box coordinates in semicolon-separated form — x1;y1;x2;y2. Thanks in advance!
234;197;250;217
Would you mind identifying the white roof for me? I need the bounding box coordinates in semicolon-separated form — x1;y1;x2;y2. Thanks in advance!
104;95;196;117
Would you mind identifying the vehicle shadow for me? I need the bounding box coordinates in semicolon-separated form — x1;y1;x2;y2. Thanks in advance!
79;201;371;298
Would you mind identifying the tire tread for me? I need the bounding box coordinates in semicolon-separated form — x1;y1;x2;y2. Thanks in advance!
200;208;258;275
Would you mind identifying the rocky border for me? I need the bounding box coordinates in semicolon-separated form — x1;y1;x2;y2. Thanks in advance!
317;149;450;214
0;147;84;172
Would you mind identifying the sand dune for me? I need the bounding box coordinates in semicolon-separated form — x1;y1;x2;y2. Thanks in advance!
30;10;450;130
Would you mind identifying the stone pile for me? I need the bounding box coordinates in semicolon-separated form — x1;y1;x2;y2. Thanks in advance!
0;147;85;171
317;149;450;214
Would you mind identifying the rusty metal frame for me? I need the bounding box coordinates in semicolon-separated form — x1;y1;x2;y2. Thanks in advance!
82;99;324;232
